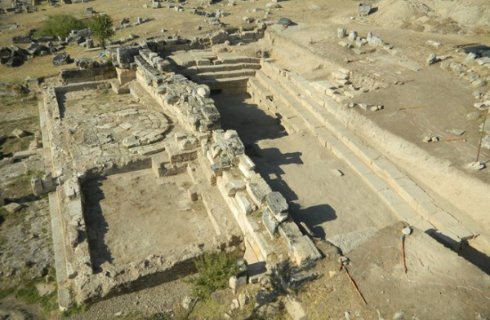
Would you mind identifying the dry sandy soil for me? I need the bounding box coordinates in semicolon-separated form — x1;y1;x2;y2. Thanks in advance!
300;222;490;319
1;0;490;319
82;169;215;269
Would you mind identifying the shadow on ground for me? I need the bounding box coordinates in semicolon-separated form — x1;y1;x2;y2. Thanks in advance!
81;176;113;273
211;92;287;145
212;91;337;240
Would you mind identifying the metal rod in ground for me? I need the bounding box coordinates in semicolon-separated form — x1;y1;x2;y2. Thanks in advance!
343;266;367;306
402;235;407;274
476;110;488;163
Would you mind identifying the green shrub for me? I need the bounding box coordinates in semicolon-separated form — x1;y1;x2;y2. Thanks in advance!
38;14;86;38
188;252;238;299
88;14;114;48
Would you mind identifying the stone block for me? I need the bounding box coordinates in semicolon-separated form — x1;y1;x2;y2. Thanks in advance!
229;275;247;294
235;191;254;215
285;296;306;320
64;179;79;200
116;67;136;85
11;128;28;138
31;177;44;196
264;191;288;222
152;153;169;177
238;154;255;177
224;180;246;197
278;221;304;239
289;235;322;265
262;208;280;238
246;175;272;206
3;202;22;213
167;144;198;163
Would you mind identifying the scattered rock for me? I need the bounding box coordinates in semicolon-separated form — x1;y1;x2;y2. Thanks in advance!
282;297;305;320
52;52;73;66
229;275;247;294
237;291;249;308
473;102;489;111
3;202;22;213
182;296;194;310
11;128;28;138
471;79;487;88
348;31;358;42
230;298;239;311
423;136;439;143
401;226;412;236
35;282;56;297
466;112;480;120
358;3;373;17
467;161;486;171
393;311;405;320
337;28;347;39
426;53;440;65
370;104;384;112
277;17;294;27
426;40;441;48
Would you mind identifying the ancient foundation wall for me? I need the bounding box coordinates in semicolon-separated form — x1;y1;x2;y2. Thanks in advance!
133;57;321;265
60;65;117;84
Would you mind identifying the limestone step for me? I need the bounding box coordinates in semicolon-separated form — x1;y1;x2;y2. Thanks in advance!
197;76;250;91
256;66;441;231
215;55;261;65
192;69;257;81
247;77;279;115
257;61;475;242
256;75;430;231
184;62;261;75
279;70;475;239
254;71;325;133
248;77;303;134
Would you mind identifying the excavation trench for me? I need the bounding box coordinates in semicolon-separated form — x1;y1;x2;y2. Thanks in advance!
203;67;490;274
210;88;398;244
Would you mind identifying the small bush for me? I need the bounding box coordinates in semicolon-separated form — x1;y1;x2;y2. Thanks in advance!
38;14;86;38
188;252;238;299
88;14;114;48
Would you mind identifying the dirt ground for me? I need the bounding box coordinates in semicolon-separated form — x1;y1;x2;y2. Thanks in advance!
68;274;192;320
1;0;490;318
82;169;215;269
300;222;490;320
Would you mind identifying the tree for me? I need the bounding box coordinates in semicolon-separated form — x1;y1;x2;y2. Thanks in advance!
38;14;86;38
88;14;114;48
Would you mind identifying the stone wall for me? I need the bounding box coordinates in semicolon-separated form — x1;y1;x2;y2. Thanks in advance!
134;57;321;266
205;130;321;265
134;53;220;133
60;64;117;84
113;26;266;69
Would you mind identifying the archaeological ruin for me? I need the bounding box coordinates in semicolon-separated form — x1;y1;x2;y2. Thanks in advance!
1;0;490;318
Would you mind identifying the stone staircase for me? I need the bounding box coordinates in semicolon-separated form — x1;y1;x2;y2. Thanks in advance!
168;51;261;92
248;60;476;246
